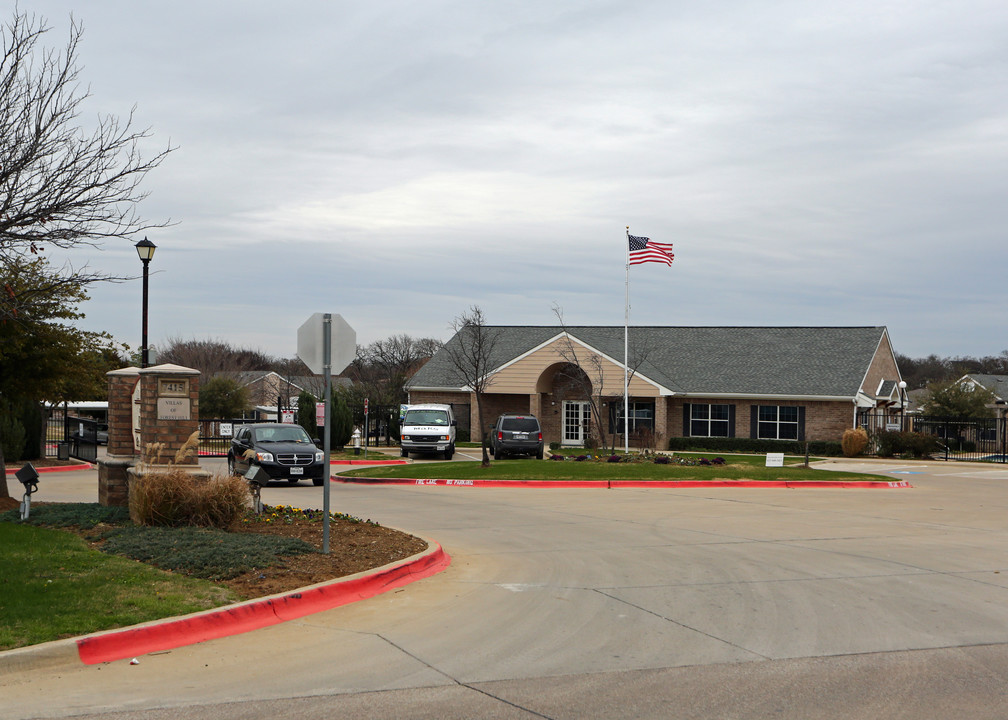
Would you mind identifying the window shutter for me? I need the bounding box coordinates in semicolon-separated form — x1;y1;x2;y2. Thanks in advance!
798;406;806;442
682;404;690;437
750;405;758;438
729;405;736;438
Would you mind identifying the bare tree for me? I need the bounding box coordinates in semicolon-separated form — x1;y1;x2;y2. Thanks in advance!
1;8;171;493
346;334;443;407
444;306;499;467
1;9;173;322
155;336;275;378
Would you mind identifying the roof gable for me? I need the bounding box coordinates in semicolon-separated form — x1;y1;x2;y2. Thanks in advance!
963;374;1008;402
407;326;891;399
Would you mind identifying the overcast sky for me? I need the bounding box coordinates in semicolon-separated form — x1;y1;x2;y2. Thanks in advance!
25;0;1008;361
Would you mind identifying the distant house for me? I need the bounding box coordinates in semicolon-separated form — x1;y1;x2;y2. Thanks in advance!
405;326;905;447
958;374;1008;418
217;371;351;419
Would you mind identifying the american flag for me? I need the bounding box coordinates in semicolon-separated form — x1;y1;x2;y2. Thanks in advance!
628;235;674;266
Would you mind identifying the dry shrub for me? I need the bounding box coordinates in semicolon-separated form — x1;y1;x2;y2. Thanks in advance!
174;430;200;464
841;428;869;457
131;468;250;529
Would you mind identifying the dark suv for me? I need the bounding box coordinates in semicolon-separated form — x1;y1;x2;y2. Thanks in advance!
489;414;544;459
228;423;326;486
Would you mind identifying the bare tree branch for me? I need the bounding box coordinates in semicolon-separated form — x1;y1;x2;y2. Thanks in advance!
445;305;499;466
1;9;174;323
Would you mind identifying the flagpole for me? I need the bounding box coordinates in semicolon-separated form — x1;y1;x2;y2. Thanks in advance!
624;226;630;455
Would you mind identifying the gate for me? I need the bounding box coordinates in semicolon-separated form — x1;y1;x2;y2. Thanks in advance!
65;415;100;463
198;418;264;457
857;410;1007;462
912;416;1007;462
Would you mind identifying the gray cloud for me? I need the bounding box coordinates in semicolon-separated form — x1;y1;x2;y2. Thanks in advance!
26;0;1008;359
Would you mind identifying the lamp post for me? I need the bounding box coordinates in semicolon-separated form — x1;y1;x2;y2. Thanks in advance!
899;380;908;431
135;237;156;368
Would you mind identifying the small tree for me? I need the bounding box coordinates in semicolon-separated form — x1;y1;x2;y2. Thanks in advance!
199;377;249;419
444;306;500;467
925;380;995;418
330;388;353;450
297;390;318;438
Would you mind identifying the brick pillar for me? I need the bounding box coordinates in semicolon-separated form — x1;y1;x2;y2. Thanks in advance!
655;396;669;450
98;363;206;507
98;367;140;506
137;364;201;465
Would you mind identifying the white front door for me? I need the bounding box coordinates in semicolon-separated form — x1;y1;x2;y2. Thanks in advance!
562;401;591;446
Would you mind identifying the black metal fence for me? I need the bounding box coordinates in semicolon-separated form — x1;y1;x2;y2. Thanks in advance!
198;418;254;457
43;415;102;462
857;410;1008;462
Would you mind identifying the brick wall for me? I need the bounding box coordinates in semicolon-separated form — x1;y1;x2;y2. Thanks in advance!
106;369;140;457
665;398;855;443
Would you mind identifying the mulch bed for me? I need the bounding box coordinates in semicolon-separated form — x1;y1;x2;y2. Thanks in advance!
0;495;428;600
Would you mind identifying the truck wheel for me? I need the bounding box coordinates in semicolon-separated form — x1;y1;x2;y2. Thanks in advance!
400;447;408;458
444;445;454;461
536;448;544;459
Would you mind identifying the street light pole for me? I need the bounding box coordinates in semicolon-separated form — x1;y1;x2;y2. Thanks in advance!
135;237;156;368
899;380;908;432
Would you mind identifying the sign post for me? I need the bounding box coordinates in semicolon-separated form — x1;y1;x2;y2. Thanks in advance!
297;313;356;554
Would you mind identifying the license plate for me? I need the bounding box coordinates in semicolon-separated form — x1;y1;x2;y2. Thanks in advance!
514;433;527;439
290;466;303;475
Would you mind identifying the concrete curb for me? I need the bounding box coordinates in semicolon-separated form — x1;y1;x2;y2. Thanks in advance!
329;459;408;466
0;537;450;670
337;477;912;489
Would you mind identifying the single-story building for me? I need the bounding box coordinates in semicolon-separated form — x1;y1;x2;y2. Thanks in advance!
959;374;1008;418
405;326;905;447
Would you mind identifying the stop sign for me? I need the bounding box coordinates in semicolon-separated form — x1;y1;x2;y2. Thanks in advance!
297;313;356;375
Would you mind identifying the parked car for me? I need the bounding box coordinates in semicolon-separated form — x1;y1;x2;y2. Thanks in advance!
227;423;326;486
489;414;543;459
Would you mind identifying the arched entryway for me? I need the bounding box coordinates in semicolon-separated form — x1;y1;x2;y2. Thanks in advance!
536;362;594;446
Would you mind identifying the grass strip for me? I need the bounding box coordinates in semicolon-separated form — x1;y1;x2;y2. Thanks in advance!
339;453;890;483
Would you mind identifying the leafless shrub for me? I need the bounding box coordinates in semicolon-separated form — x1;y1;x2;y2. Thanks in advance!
841;428;869;457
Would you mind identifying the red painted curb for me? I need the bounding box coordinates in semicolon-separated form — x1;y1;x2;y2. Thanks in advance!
337;477;911;489
75;541;450;665
5;463;92;475
330;459;408;465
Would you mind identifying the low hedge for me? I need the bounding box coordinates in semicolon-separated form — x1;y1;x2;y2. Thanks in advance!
872;430;941;458
667;437;843;457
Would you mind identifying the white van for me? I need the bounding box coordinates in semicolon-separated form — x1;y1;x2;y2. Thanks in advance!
400;404;456;460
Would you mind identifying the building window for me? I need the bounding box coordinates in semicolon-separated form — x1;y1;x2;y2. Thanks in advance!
756;405;801;440
689;404;731;437
682;403;735;437
609;401;655;434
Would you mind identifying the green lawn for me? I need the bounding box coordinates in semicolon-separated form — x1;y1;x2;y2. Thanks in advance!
0;521;238;650
339;453;890;483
